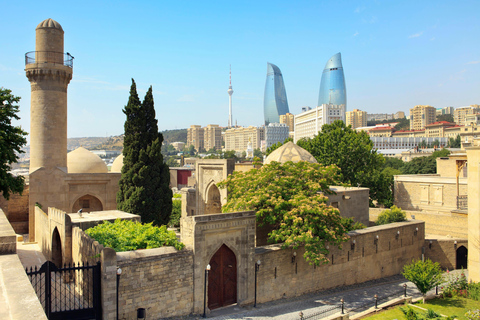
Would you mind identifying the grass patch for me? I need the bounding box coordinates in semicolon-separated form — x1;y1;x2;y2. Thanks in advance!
361;297;479;319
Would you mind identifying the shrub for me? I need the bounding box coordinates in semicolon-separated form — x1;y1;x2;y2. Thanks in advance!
85;219;184;252
442;270;468;298
376;205;407;225
468;282;480;301
400;306;420;320
465;309;480;320
424;308;440;319
168;199;182;227
173;193;182;199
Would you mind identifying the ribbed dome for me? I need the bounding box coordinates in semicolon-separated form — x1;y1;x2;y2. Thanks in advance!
110;154;124;173
264;142;317;165
36;18;63;31
67;147;108;173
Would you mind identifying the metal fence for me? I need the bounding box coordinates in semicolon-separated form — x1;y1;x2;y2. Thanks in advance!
301;304;342;320
25;51;74;68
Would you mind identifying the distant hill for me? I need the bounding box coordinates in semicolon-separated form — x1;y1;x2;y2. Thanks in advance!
66;129;186;152
161;129;187;144
67;135;124;151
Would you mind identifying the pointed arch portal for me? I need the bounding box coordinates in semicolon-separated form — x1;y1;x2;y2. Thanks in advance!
456;245;468;269
208;244;237;309
51;227;62;267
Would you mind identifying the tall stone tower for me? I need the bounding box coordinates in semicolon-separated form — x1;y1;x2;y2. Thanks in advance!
25;18;73;173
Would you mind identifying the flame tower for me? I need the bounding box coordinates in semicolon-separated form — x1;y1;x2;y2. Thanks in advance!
228;65;233;128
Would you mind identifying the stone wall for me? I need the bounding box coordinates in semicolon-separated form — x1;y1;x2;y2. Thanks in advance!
369;208;467;238
394;174;467;213
0;184;29;234
0;208;17;254
116;248;194;319
254;221;424;304
71;226;104;266
424;238;467;270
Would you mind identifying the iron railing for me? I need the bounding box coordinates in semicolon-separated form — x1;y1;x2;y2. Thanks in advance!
25;51;74;68
301;305;342;320
349;288;406;314
457;195;468;210
26;260;101;320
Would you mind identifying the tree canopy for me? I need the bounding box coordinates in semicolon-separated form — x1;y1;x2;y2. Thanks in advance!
117;80;172;226
218;161;352;265
402;149;450;175
0;88;28;200
297;120;392;206
402;259;443;303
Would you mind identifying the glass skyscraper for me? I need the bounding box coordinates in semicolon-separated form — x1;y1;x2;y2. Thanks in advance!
318;53;346;109
264;62;290;125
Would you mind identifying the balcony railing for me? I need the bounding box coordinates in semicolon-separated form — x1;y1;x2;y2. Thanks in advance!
25;51;74;68
457;195;467;210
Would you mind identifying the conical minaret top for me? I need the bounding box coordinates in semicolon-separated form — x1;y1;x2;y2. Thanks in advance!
227;65;234;128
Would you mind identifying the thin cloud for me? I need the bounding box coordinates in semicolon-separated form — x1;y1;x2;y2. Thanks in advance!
430;37;436;41
353;31;359;37
177;94;195;102
409;31;423;38
467;61;480;65
354;6;365;13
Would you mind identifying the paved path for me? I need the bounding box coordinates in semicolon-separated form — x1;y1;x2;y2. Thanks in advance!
185;270;467;320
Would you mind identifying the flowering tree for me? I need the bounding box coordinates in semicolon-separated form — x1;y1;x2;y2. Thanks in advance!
218;161;351;265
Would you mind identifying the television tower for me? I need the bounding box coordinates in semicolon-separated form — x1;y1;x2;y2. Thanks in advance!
228;65;234;128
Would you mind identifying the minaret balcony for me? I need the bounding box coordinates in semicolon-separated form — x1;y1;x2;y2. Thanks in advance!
25;51;74;68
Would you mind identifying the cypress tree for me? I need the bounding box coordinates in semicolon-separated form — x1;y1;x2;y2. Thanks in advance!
117;79;172;225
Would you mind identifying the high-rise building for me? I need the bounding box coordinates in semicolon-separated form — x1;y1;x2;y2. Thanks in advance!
318;53;346;109
454;105;480;126
265;123;289;149
204;124;222;151
346;109;367;129
279;112;295;132
294;104;345;143
225;126;265;153
187;125;204;151
436;107;454;116
227;66;233;128
409;105;436;130
264;62;289;125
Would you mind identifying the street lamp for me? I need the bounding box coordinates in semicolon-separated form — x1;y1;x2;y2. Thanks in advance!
203;264;211;318
254;260;261;307
116;267;122;320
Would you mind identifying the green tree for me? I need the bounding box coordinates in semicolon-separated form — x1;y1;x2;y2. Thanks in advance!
297;120;391;206
447;135;461;148
402;149;450;175
402;259;443;303
0;88;28;199
253;148;263;158
223;150;237;160
187;145;196;156
437;114;454;123
117;80;172;225
218;161;351;265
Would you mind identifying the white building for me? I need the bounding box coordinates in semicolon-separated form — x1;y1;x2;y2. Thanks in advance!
265;123;289;149
294;104;345;142
370;137;448;150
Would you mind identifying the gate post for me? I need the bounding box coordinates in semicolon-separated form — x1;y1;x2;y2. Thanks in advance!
45;261;52;318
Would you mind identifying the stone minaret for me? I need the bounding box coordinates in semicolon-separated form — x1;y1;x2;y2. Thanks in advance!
25;18;73;173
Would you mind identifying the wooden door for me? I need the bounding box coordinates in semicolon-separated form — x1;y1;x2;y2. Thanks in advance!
208;244;237;309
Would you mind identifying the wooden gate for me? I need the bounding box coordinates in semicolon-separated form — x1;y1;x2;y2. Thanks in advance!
208;244;237;309
25;260;101;320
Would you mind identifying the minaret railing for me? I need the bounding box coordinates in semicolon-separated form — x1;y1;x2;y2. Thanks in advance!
25;51;74;68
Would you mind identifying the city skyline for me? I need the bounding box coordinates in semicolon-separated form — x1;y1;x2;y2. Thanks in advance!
1;1;479;140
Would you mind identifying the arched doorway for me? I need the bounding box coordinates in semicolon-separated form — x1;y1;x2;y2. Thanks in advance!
72;194;103;213
52;227;62;267
456;245;468;269
205;184;222;214
208;244;237;309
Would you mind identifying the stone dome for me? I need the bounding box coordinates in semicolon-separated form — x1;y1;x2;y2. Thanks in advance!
67;147;108;173
264;142;318;165
110;154;124;173
36;18;64;31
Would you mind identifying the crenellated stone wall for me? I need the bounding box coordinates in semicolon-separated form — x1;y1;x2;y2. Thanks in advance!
254;221;425;304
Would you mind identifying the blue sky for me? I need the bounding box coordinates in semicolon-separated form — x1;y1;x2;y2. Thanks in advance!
1;0;479;140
